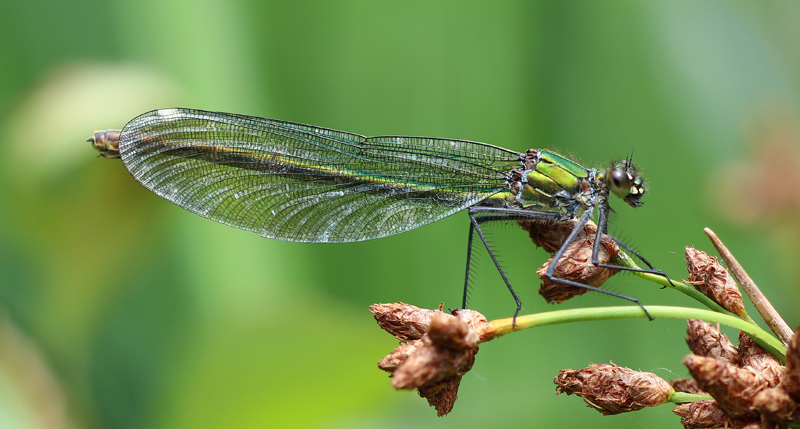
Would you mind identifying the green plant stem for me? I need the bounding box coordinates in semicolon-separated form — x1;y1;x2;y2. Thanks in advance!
488;306;786;361
669;392;713;403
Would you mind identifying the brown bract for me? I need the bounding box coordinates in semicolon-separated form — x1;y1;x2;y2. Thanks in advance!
669;378;707;395
784;325;800;403
519;219;580;254
683;354;767;419
677;325;800;427
672;400;735;429
554;363;673;415
685;319;740;365
738;331;784;387
371;303;491;416
520;220;621;304
684;247;746;317
753;387;800;424
370;302;443;342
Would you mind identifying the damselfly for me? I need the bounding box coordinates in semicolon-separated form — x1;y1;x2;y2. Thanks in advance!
89;108;668;318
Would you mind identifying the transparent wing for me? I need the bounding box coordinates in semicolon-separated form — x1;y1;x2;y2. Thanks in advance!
119;108;519;242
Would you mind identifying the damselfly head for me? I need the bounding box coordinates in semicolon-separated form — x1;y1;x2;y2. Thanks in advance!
87;130;121;159
607;159;645;208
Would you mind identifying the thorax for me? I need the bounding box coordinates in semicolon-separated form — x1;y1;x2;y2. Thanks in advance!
484;149;601;219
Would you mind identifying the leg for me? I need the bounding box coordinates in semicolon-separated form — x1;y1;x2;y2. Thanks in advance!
463;207;564;320
468;211;523;320
462;221;476;310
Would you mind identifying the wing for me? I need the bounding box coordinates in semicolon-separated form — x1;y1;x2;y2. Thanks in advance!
119;108;519;242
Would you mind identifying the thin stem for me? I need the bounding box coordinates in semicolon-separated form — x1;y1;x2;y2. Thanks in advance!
669;392;713;403
486;306;786;362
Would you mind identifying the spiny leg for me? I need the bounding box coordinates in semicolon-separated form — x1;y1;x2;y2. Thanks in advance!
462;221;476;310
463;207;562;321
467;211;522;320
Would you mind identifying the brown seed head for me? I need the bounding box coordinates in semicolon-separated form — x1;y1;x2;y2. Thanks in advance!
519;219;583;254
783;326;800;403
753;387;800;423
684;247;746;317
683;354;768;419
377;339;423;372
672;400;736;429
534;223;621;304
669;378;707;395
685;319;740;365
370;302;443;342
372;303;489;416
737;331;784;388
426;313;479;351
554;363;673;415
450;308;494;343
416;374;463;417
387;330;473;390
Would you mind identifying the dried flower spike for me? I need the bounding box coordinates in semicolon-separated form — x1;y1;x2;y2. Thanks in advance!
673;400;737;429
519;219;581;254
737;331;784;387
753;387;800;423
684;247;746;317
370;302;443;342
685;319;740;364
683;354;768;419
525;219;621;304
783;326;800;403
554;363;673;415
377;339;423;373
669;378;706;395
371;303;490;416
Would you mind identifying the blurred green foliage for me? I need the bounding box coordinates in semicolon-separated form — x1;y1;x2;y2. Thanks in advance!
0;1;799;428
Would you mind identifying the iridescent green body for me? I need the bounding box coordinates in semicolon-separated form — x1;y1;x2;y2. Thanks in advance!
515;150;589;209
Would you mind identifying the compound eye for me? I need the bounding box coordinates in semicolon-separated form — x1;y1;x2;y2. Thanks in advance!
609;167;632;199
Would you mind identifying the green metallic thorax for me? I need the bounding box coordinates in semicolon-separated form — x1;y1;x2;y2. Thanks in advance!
487;149;595;217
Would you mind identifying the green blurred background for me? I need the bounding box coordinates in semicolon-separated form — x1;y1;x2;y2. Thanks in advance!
1;1;799;428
